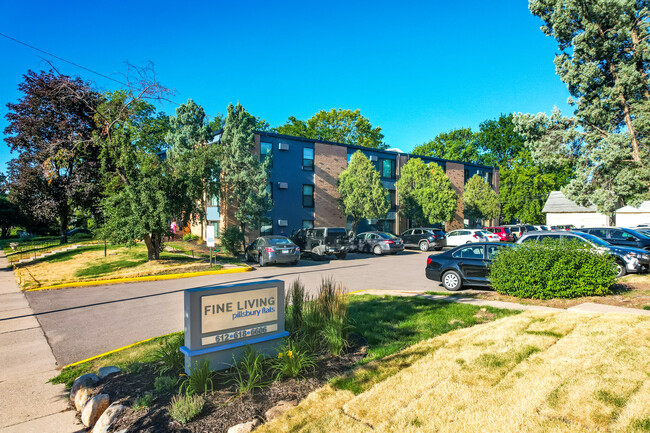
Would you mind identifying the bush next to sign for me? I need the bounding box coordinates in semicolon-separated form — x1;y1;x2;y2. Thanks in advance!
489;240;616;299
221;226;243;255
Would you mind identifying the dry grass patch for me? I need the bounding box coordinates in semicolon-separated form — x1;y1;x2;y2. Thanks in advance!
257;311;650;433
14;244;221;289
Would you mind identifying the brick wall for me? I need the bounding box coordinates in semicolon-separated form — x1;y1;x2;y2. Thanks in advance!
314;142;347;227
446;162;465;231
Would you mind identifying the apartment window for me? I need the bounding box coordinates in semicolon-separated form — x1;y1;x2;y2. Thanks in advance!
261;142;272;166
381;159;396;179
488;172;493;187
302;220;314;229
266;182;273;200
303;148;314;171
302;185;314;208
209;195;219;206
389;190;397;211
260;218;273;236
211;221;220;239
464;169;470;183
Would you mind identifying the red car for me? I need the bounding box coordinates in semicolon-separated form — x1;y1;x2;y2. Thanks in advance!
483;226;514;242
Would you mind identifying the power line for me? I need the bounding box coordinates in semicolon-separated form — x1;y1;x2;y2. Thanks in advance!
0;32;221;121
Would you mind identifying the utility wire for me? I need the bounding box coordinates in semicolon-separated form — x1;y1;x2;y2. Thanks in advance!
0;32;222;121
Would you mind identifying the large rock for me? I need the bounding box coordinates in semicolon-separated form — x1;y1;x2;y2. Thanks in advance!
97;366;121;380
81;394;110;428
227;419;260;433
70;373;99;401
92;403;125;433
74;387;93;412
264;400;297;422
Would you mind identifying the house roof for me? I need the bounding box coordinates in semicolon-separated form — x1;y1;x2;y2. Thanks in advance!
542;191;599;213
616;201;650;213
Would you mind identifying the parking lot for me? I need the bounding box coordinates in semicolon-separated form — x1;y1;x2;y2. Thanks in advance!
25;248;458;366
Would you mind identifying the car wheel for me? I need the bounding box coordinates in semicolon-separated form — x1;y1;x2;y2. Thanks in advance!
258;254;265;267
244;251;250;262
419;241;430;251
466;240;472;244
435;246;443;251
442;270;462;291
373;245;383;255
292;260;299;266
336;252;347;260
614;259;626;277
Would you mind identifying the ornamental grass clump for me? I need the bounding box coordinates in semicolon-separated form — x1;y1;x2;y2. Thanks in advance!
168;394;204;424
231;346;270;394
271;339;316;379
154;334;185;375
489;239;616;299
179;360;214;396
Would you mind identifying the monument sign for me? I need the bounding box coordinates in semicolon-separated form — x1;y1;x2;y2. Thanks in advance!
180;280;288;373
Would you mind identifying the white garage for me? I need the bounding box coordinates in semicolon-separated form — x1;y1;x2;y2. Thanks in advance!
543;191;611;228
615;201;650;228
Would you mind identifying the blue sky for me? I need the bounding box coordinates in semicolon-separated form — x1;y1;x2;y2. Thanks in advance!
0;1;571;173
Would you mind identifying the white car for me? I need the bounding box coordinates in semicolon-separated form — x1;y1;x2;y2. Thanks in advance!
478;230;500;242
445;229;488;246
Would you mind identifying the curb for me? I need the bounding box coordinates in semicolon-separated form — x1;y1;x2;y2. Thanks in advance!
24;265;253;292
64;332;180;368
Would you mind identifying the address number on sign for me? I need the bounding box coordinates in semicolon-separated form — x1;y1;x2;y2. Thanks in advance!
201;324;278;346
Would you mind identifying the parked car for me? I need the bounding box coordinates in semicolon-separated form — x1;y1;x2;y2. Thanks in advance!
425;243;512;291
351;231;404;255
533;225;550;231
483;226;514;242
400;228;447;251
550;225;575;231
244;236;300;267
635;227;650;236
574;227;650;251
290;227;350;260
517;230;649;277
445;229;488;247
503;225;536;241
478;230;501;242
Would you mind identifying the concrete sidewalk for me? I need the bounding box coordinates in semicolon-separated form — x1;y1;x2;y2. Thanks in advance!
0;251;81;432
356;289;650;316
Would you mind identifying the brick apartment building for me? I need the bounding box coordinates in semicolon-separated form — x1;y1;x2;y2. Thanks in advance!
198;131;498;241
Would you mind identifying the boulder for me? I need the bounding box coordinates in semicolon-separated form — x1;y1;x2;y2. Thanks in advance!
97;366;121;380
92;403;125;433
227;419;260;433
264;400;297;422
70;373;99;401
81;394;110;428
74;387;93;412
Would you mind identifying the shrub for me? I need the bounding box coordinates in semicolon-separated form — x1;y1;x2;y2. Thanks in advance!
180;360;214;396
132;392;154;410
169;394;204;424
489;240;616;299
183;233;200;242
231;346;269;394
220;226;243;255
154;376;179;394
154;334;185;375
271;339;316;379
286;279;307;332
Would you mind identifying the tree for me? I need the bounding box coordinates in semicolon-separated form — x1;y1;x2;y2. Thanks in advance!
475;114;526;169
463;175;500;224
337;151;390;232
412;128;480;162
395;158;457;226
4;70;101;243
514;0;650;214
276;109;386;149
0;173;21;238
220;103;272;242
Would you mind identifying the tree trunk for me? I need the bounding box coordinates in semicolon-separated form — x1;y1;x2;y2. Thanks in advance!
143;233;162;261
240;223;246;254
59;210;69;245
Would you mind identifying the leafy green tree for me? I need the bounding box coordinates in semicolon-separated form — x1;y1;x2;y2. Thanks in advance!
4;70;101;244
165;100;220;230
412;128;479;162
220;103;272;242
395;158;457;225
514;0;650;214
475;114;526;169
0;173;21;238
337;151;389;232
463;175;500;223
276;109;386;149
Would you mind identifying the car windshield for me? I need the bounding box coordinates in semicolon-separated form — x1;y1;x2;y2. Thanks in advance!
573;232;610;247
479;230;492;236
267;237;293;246
327;228;347;234
378;232;397;239
503;228;511;233
628;229;650;240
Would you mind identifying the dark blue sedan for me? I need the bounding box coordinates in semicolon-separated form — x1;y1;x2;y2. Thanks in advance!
425;243;512;291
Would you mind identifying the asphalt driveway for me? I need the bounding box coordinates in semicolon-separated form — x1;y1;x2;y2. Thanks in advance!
22;249;456;366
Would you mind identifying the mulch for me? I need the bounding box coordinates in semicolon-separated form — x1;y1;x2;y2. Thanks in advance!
90;334;367;433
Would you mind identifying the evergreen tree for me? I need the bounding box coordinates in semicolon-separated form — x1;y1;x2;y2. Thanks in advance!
514;0;650;214
395;158;457;226
337;151;389;232
220;103;272;242
463;175;500;224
